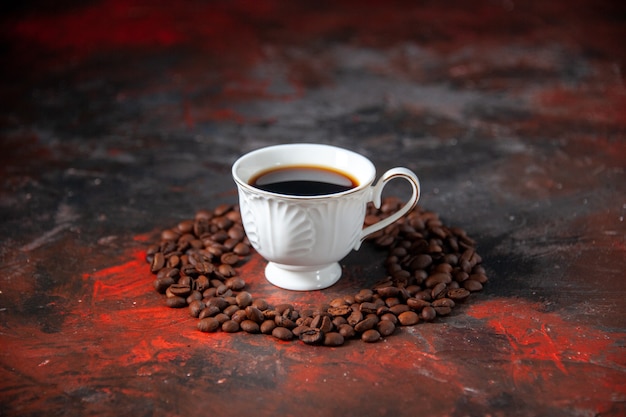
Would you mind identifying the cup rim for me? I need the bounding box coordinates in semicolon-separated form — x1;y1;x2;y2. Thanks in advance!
232;143;376;200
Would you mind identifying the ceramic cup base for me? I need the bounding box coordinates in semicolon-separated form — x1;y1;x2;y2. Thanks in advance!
264;262;342;291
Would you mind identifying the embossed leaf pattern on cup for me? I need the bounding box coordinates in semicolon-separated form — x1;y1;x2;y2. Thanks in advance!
271;199;316;258
239;191;315;260
307;196;364;257
239;191;261;251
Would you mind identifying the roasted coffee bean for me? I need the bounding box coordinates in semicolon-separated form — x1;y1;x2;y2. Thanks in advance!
211;229;228;243
206;297;230;311
389;304;410;316
275;303;294;315
194;218;211;238
245;305;264;323
380;313;398;324
431;282;448;299
274;315;296;329
354;289;374;303
222;320;240;333
263;309;278;320
260;319;277;334
220;252;239;265
177;219;195;234
215;284;232;297
154;277;175;294
323;332;345;346
214;216;234;230
425;272;452;288
198;305;220;319
376;305;390;316
167;254;181;268
413;270;428;285
178;275;193;287
434;263;453;274
337;324;356;338
470;273;489;284
377;320;396;337
157;267;179;280
298;316;313;327
463;279;483;292
209;278;223;288
398;311;419;326
376;285;402;299
188;300;205;317
354;315;379;333
148;200;487;347
194;209;213;221
217;264;236;278
433;305;452;316
460;248;475;264
198;317;220;332
252;298;269;311
327;305;351;317
181;264;199;277
235;291;253;308
230;309;248;324
292;325;308;338
347;310;363;327
406;285;421;295
166;296;187;308
206;244;224;257
272;327;293;341
228;224;245;240
414;289;432;301
443;253;458;265
223;304;240;317
233;242;250;256
240;320;260;334
150;252;165;272
212;204;231;217
421;306;437;321
310;314;333;333
331;316;347;327
223;238;239;251
385;297;401;308
359;302;378;314
361;329;381;343
203;287;217;298
225;276;246;291
300;328;324;345
432;298;455;309
407;298;430;311
410;254;432;270
186;290;202;304
194;275;211;292
167;284;191;298
214;313;231;324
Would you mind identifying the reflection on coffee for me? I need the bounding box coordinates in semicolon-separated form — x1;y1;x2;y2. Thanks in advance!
249;165;359;196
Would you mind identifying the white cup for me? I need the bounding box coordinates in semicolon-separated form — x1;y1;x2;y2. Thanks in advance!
232;143;421;291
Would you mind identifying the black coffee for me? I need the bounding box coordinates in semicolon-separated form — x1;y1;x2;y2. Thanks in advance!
249;165;358;196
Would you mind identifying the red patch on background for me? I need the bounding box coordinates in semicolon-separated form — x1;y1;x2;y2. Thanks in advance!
467;298;626;394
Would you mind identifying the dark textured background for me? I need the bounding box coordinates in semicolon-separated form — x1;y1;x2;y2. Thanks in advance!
1;1;624;416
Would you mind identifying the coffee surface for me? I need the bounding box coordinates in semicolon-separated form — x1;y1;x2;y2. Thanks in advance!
249;165;358;196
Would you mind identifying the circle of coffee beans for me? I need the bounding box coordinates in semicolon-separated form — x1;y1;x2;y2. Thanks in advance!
145;197;488;347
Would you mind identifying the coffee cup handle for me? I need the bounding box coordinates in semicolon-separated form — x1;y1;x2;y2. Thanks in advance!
355;167;421;250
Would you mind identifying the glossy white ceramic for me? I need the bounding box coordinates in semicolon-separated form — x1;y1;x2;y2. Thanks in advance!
232;143;420;291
